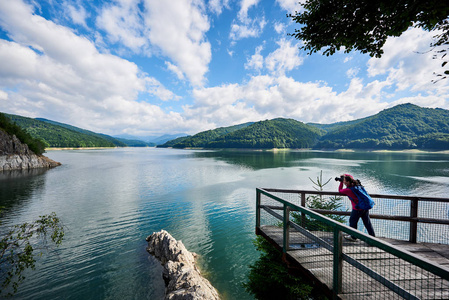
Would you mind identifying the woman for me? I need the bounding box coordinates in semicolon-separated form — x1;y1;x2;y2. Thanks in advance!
338;174;375;241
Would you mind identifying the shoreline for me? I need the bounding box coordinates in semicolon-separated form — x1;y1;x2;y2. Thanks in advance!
45;146;449;154
46;147;119;151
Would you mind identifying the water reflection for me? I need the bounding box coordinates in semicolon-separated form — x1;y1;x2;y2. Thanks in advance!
194;150;449;196
0;169;47;212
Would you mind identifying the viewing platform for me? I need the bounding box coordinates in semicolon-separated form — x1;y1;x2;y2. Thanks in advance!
256;188;449;299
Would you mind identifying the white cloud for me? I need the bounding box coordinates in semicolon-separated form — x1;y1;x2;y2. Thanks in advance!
229;0;266;41
208;0;230;15
245;39;303;76
186;74;392;130
273;22;286;34
367;27;449;94
0;0;183;136
245;45;264;71
96;0;148;53
265;39;303;75
165;61;185;80
143;0;211;87
66;3;88;28
229;17;266;40
275;0;305;13
346;67;359;78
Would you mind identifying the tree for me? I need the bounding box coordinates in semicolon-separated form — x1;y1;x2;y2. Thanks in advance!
0;212;64;297
289;0;449;79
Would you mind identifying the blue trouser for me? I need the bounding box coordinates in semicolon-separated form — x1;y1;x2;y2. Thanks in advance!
349;209;375;237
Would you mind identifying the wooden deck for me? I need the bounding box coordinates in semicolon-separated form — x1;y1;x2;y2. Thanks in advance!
258;225;449;299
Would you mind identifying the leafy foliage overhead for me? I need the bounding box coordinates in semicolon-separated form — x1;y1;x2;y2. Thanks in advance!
289;0;449;80
289;0;449;58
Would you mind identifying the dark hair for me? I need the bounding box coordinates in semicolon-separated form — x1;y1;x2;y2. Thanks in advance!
344;176;362;187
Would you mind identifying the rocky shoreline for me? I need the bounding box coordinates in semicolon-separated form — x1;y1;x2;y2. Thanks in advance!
0;129;60;171
146;230;220;300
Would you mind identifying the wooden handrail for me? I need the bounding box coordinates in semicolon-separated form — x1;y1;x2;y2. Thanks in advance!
260;188;449;244
256;188;449;299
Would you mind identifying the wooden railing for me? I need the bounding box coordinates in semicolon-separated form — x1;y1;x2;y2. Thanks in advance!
256;188;449;299
258;188;449;244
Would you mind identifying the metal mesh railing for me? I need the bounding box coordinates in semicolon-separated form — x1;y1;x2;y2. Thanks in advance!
260;188;449;244
256;188;449;299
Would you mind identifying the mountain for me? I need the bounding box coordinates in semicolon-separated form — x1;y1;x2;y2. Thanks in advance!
149;133;189;145
207;118;323;148
160;119;323;149
5;114;126;148
157;135;191;148
113;138;155;147
312;103;449;150
159;122;254;148
160;104;449;150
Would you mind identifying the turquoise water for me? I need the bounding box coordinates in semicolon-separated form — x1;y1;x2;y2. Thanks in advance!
1;148;449;299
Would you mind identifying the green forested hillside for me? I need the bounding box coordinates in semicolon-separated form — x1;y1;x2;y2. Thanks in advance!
164;122;253;148
313;104;449;150
5;114;125;148
161;104;449;150
162;119;323;149
157;135;191;148
0;113;46;155
208;118;323;148
4;103;449;151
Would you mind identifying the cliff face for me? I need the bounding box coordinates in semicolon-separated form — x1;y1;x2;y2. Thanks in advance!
0;129;60;171
146;230;220;300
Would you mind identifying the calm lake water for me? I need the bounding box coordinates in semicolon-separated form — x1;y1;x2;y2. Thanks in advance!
1;148;449;299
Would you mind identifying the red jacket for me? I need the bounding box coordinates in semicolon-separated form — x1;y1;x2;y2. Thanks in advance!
338;182;360;210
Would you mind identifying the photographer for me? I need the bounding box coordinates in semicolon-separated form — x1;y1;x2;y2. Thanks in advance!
336;174;375;241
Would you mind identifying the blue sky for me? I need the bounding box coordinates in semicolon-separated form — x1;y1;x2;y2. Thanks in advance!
0;0;448;137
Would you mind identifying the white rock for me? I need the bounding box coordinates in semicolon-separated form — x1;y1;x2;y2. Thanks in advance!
146;230;220;300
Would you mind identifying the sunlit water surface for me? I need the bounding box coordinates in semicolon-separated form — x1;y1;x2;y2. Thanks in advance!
1;148;449;299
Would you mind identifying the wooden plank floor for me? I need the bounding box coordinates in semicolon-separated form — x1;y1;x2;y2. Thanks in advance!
259;225;449;299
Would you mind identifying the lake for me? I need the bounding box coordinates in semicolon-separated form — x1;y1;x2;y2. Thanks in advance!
1;148;449;299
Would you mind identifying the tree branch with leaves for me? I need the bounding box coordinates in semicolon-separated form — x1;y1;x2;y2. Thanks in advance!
0;212;64;297
289;0;449;80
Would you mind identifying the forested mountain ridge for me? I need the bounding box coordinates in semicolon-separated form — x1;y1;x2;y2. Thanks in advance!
5;114;126;148
3;103;449;151
159;122;254;148
313;103;449;150
161;104;449;150
160;119;323;149
207;118;323;148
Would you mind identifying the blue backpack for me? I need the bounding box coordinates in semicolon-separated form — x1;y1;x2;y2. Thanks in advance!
349;185;375;210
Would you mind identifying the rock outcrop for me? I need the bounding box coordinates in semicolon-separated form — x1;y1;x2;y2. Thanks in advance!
146;230;220;300
0;129;60;171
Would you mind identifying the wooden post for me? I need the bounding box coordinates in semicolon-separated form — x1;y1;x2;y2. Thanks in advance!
256;189;261;232
333;228;343;298
410;199;418;243
283;205;291;253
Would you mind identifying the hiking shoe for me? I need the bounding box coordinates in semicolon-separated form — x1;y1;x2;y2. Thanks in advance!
344;235;357;242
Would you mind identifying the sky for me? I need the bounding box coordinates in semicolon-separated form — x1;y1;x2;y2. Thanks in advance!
0;0;448;137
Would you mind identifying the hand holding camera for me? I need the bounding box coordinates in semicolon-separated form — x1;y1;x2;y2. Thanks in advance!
335;175;344;182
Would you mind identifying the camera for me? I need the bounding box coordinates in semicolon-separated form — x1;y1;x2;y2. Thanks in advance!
335;176;344;182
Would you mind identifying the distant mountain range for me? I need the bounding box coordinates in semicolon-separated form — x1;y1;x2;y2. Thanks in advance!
159;104;449;150
3;114;159;148
2;103;449;150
